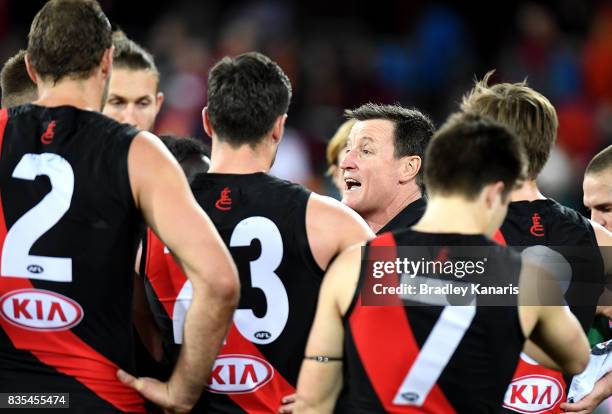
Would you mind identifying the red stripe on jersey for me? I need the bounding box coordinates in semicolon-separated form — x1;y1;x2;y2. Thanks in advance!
0;119;145;412
144;229;187;318
146;229;295;413
349;233;456;413
0;109;8;150
215;325;296;413
493;229;507;246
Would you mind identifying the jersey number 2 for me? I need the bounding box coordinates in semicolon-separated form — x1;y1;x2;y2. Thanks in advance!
1;153;74;282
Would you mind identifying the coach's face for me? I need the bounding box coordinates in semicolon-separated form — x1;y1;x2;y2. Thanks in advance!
583;171;612;231
340;119;403;216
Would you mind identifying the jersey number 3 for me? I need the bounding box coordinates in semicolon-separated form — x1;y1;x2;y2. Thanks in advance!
231;216;288;345
1;153;74;282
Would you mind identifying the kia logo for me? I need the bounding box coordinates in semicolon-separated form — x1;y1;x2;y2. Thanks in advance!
503;375;563;413
206;354;274;394
0;289;84;331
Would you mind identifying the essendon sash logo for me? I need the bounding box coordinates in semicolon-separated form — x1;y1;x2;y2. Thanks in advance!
503;375;563;413
530;213;545;237
41;120;57;145
215;187;232;211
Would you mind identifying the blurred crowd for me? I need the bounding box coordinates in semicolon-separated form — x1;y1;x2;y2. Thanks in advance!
1;0;611;210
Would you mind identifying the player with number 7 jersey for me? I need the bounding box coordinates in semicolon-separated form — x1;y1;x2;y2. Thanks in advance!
293;112;590;414
141;52;374;413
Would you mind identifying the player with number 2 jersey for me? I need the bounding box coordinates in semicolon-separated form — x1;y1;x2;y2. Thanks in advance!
0;1;238;413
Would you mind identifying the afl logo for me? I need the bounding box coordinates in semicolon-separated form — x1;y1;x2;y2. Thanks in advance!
0;289;84;331
254;331;271;340
27;264;44;274
206;354;274;394
401;392;419;402
503;375;563;413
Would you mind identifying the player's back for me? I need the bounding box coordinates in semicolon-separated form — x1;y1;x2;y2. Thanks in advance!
497;199;604;414
145;172;324;413
499;199;604;328
340;230;525;414
0;104;145;413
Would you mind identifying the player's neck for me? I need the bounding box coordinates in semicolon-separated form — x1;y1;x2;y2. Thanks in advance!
364;185;422;233
208;141;272;174
510;180;547;202
34;78;104;112
412;196;487;235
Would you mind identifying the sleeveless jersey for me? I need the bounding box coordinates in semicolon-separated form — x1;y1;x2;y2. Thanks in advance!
340;230;525;414
0;105;144;413
142;172;325;414
496;199;605;414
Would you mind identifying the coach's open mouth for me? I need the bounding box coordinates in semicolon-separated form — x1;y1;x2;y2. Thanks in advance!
345;178;362;191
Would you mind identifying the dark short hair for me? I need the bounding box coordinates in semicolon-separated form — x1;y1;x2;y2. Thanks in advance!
207;52;292;147
425;112;526;199
27;0;112;83
112;31;159;89
585;145;612;176
158;134;210;182
1;50;37;108
345;103;435;191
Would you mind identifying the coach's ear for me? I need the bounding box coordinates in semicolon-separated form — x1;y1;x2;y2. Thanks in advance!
202;107;214;138
24;53;38;84
399;155;421;184
271;114;287;144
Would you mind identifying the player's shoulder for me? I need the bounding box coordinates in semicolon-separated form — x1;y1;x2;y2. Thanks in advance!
8;104;139;139
547;198;589;225
308;193;372;230
262;173;311;194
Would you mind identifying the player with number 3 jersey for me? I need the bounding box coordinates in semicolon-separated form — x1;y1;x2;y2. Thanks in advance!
293;112;590;414
141;52;373;413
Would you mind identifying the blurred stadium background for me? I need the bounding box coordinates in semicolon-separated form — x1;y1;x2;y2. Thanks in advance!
2;0;611;211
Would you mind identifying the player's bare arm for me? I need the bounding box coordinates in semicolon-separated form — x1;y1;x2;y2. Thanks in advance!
518;262;590;375
120;131;239;412
306;193;374;270
294;244;362;414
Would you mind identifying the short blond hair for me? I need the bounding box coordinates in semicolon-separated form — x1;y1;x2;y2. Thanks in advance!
326;119;355;175
460;70;558;179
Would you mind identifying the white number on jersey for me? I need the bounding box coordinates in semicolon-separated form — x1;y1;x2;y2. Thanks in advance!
231;216;288;345
393;305;476;406
1;153;74;282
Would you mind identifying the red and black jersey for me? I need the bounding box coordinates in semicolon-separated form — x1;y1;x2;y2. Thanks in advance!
340;230;525;414
0;105;145;413
496;199;605;414
142;172;325;414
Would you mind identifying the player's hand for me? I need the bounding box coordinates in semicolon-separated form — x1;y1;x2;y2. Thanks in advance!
560;373;610;414
278;393;296;413
117;369;192;414
596;305;612;320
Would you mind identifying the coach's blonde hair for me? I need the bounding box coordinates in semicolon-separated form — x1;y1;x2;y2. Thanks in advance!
460;70;558;179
